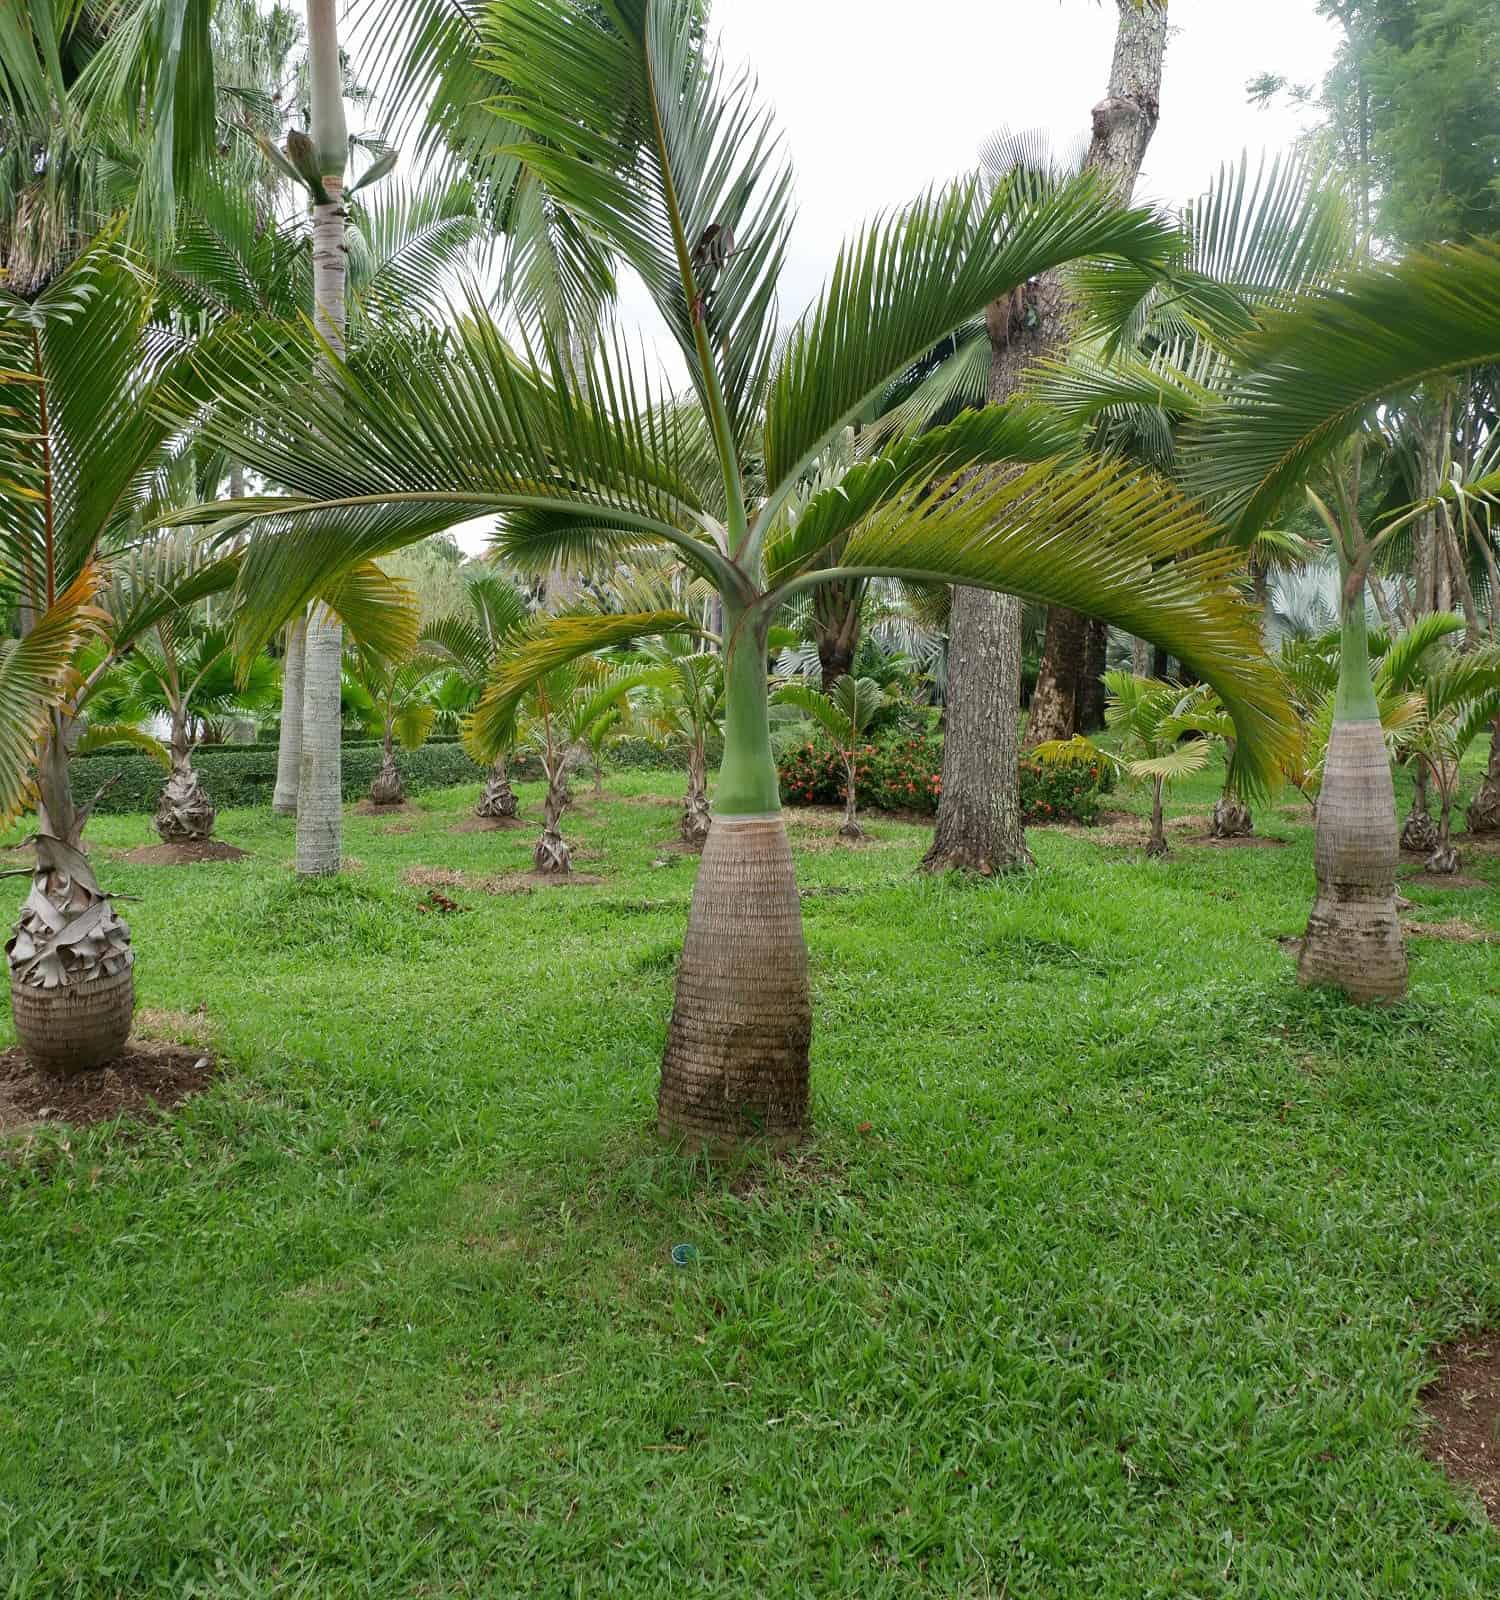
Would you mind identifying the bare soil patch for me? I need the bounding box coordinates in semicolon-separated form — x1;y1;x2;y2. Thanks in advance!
0;1040;216;1135
1421;1334;1500;1527
117;839;247;866
449;816;527;835
353;798;422;818
402;865;604;895
785;803;932;829
1403;918;1499;944
1401;871;1491;891
1183;833;1290;850
653;840;703;858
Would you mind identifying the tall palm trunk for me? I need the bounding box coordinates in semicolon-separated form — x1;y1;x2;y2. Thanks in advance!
272;615;306;815
923;586;1031;873
1025;1;1168;745
659;606;811;1148
295;0;347;877
1468;718;1500;833
1298;590;1407;1003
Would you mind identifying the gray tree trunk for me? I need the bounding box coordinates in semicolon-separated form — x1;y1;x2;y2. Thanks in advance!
929;0;1167;868
272;614;306;815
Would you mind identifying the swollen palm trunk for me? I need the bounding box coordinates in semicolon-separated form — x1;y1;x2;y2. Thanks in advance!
681;747;711;847
8;834;133;1074
477;761;519;819
1298;601;1406;1003
1467;718;1500;833
1211;794;1254;839
659;624;812;1148
659;814;811;1148
534;772;571;874
155;754;216;842
370;732;404;806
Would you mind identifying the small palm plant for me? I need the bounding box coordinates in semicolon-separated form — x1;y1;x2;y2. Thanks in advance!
1035;672;1210;858
1165;685;1254;839
508;660;649;875
1395;650;1500;875
345;646;444;806
421;575;532;821
636;636;726;847
107;617;279;843
771;675;891;841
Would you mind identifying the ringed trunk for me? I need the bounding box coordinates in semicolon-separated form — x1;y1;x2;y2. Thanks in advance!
659;611;811;1149
1297;595;1407;1003
296;604;344;875
273;615;306;816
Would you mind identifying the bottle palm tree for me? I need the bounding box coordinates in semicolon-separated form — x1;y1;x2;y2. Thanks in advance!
187;0;1293;1147
1194;239;1500;1002
771;676;891;842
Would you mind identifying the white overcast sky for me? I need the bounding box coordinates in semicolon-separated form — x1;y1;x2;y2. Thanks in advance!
450;0;1341;550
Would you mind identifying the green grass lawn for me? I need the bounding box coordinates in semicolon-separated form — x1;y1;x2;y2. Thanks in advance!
2;761;1498;1597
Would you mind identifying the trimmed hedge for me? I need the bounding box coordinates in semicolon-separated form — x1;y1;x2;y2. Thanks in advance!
606;735;725;772
776;731;1115;824
70;742;485;815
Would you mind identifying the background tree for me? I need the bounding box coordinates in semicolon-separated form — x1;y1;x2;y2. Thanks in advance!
637;634;724;847
344;646;442;806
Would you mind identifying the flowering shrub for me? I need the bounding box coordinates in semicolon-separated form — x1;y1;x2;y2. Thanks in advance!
776;733;1113;822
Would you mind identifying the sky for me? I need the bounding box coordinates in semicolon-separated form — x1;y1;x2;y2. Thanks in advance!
462;0;1344;551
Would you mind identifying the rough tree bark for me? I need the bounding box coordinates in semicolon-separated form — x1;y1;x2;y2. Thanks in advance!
1468;720;1500;833
7;717;134;1073
1080;618;1109;731
1026;0;1168;745
155;710;216;842
477;760;520;819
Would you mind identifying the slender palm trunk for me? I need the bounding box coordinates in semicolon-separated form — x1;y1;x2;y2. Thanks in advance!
296;0;347;876
659;607;811;1148
1468;718;1500;833
839;750;862;840
681;741;711;846
272;615;306;815
534;722;571;873
1146;776;1168;857
1298;592;1407;1003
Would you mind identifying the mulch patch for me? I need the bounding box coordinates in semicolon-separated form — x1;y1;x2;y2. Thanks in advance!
352;798;422;818
785;804;932;829
449;816;528;834
1421;1334;1500;1527
1183;833;1289;849
115;839;247;866
0;1041;216;1135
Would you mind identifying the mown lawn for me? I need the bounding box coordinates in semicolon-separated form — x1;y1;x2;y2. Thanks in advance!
2;761;1498;1597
